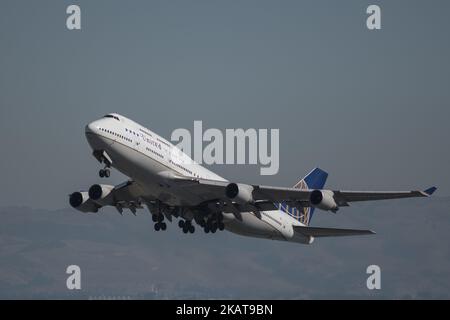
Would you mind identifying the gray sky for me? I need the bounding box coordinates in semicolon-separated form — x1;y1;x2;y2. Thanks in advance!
1;1;449;209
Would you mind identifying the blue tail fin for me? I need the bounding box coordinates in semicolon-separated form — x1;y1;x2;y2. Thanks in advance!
300;167;328;190
277;167;328;225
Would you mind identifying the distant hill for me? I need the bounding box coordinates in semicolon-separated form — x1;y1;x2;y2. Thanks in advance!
1;197;449;299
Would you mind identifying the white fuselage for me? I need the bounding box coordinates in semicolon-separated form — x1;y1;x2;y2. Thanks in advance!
85;114;311;244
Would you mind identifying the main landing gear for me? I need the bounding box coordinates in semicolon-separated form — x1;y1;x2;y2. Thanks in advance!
178;219;195;234
152;213;167;231
202;215;225;234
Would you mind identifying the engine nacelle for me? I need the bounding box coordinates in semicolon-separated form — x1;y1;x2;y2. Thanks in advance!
309;190;338;211
88;184;114;205
225;183;254;204
69;192;99;213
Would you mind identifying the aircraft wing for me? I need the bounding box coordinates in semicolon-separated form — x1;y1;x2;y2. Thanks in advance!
330;187;437;206
173;177;436;211
70;180;155;215
106;180;149;214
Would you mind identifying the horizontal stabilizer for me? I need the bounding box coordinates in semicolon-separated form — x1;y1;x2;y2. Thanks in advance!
423;186;437;196
294;226;375;238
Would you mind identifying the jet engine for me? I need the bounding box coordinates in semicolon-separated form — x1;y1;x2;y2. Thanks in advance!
225;183;254;204
69;191;99;213
309;190;338;211
88;184;114;205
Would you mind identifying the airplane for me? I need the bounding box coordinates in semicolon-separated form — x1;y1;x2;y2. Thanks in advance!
69;113;437;245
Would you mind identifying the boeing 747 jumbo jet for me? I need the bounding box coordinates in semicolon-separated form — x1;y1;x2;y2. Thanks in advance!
69;114;436;244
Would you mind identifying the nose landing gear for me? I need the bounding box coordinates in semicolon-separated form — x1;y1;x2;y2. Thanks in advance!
93;150;113;178
99;168;110;178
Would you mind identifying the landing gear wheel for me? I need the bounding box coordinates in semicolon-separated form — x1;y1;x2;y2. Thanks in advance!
204;226;210;233
154;223;161;231
189;226;195;234
99;168;110;178
161;223;167;231
178;220;185;228
182;225;189;234
218;222;225;231
152;215;158;222
211;225;217;233
158;215;164;222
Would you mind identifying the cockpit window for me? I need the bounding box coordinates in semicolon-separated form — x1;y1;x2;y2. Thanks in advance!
104;114;120;121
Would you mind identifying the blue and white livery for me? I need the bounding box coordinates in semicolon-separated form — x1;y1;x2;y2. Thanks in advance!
69;113;436;245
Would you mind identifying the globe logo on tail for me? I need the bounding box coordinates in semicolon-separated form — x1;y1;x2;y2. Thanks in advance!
277;179;311;225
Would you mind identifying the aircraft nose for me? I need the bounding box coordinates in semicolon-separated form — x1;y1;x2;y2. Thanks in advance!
85;120;111;150
85;121;98;135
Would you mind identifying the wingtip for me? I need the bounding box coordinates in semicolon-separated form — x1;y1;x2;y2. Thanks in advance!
423;186;437;196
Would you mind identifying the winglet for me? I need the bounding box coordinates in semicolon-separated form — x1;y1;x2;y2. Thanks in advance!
423;186;437;196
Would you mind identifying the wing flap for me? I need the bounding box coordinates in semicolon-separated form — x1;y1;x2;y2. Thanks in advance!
95;180;155;214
